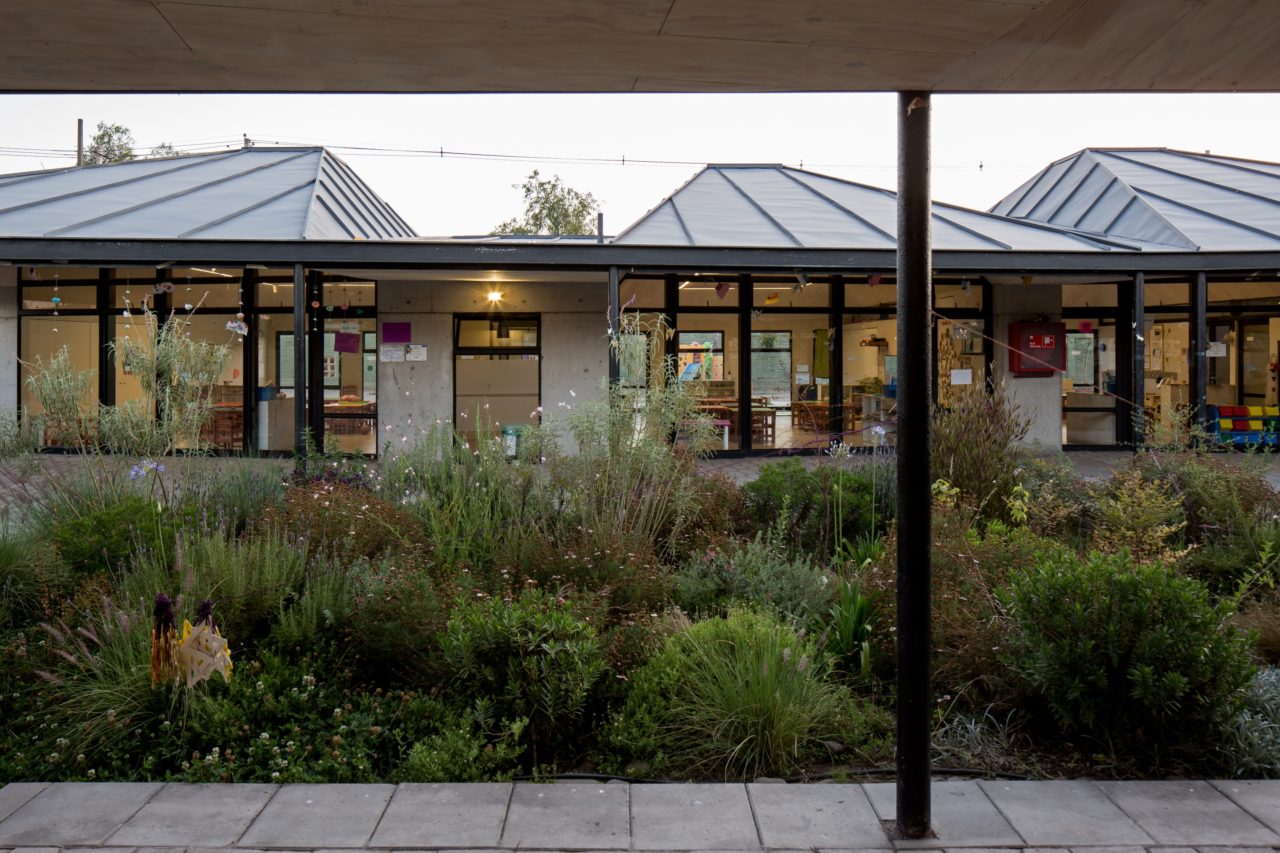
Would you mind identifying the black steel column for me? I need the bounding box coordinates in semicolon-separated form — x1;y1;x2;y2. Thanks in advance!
830;273;845;445
292;263;306;461
1116;279;1134;445
97;268;114;408
895;90;932;840
306;271;325;454
608;266;621;386
664;274;679;372
241;268;258;453
1132;271;1146;445
738;273;752;452
1191;271;1208;433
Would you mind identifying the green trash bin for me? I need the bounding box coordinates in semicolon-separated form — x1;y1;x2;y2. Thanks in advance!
501;424;522;458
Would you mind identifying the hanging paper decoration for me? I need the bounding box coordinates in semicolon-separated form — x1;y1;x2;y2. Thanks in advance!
714;280;731;299
1078;320;1095;334
868;274;882;287
764;292;780;306
153;281;175;295
333;331;359;353
226;318;249;336
150;594;179;687
176;599;232;688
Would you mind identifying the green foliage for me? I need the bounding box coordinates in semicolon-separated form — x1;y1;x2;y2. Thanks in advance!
675;534;830;623
0;525;50;629
148;141;178;158
604;608;890;779
87;121;136;164
440;588;606;763
1001;550;1256;751
819;577;876;679
1089;468;1187;564
1217;667;1280;778
743;459;890;558
51;494;183;577
491;170;600;236
399;700;526;782
271;560;353;652
931;380;1030;519
173;528;308;642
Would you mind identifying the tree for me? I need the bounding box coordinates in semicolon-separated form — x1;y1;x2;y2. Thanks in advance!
86;121;135;164
148;141;178;158
491;170;600;236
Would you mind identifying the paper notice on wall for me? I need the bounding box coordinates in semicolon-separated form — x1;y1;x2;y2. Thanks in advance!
1207;341;1228;357
380;345;405;363
950;368;973;386
382;322;412;344
405;345;428;362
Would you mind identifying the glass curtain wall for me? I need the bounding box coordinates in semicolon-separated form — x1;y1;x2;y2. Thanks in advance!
751;278;829;450
1062;283;1121;445
453;314;540;449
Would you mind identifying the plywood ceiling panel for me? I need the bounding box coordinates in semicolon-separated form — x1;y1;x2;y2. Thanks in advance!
1;0;1279;92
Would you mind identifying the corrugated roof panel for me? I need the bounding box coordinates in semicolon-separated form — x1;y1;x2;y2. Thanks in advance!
65;153;321;239
191;185;315;239
1004;157;1077;219
1054;167;1116;227
674;169;797;247
721;167;894;248
1020;153;1100;222
0;147;416;240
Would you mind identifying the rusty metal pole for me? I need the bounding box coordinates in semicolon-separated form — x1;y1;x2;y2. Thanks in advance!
895;90;933;840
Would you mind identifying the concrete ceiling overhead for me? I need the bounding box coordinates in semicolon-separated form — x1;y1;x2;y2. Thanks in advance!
3;0;1280;94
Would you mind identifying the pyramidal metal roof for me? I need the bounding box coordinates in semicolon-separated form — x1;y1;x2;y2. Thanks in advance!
0;147;417;240
990;148;1280;252
613;164;1153;252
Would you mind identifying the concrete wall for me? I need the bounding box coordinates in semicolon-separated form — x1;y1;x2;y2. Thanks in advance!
0;266;15;411
992;282;1063;450
376;277;609;452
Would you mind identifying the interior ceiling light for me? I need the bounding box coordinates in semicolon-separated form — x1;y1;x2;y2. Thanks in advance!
191;267;235;278
487;290;503;303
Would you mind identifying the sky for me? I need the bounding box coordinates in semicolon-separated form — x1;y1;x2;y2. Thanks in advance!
3;91;1280;237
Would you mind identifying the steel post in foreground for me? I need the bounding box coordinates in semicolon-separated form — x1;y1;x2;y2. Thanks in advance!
292;262;306;462
608;266;620;386
1132;271;1146;445
1191;271;1208;433
895;90;933;840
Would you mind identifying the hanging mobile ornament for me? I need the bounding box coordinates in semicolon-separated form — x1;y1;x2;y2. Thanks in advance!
51;272;59;333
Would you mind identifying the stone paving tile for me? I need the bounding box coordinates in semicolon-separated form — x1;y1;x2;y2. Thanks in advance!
1067;847;1149;853
1097;781;1280;847
1210;781;1280;835
815;849;896;853
748;783;888;849
864;782;1023;849
1193;848;1280;853
237;784;394;849
630;784;758;851
500;782;628;850
978;780;1153;847
8;847;62;853
369;783;510;849
1147;848;1199;853
0;786;47;824
64;848;136;853
0;783;163;847
110;784;278;848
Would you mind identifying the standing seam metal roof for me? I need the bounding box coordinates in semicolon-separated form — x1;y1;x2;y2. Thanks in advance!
612;164;1159;252
0;147;417;240
990;148;1280;252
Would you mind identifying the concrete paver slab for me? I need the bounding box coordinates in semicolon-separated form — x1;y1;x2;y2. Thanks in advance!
0;783;162;847
1068;847;1148;853
237;784;394;849
500;782;628;850
0;787;46;825
370;783;510;848
865;782;1022;848
109;784;277;847
1210;780;1280;835
979;780;1153;846
8;847;62;853
631;784;758;850
748;783;888;849
1097;781;1280;847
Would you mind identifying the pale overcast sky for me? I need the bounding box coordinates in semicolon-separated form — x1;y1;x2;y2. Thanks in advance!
3;92;1280;237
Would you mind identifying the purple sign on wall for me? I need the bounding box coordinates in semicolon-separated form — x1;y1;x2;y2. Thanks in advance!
382;321;411;344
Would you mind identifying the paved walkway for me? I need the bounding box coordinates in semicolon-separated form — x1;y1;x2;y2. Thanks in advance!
2;780;1279;852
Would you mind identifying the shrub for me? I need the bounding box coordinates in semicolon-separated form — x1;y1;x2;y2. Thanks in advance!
345;554;456;683
931;380;1029;519
1217;667;1280;778
399;699;526;782
271;559;354;652
0;524;55;629
260;481;425;563
1089;468;1187;564
603;608;890;779
440;588;606;765
743;459;890;559
818;577;876;679
676;534;831;623
51;494;188;577
1001;550;1255;752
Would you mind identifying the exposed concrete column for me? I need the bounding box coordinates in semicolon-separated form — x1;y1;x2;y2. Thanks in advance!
991;282;1064;449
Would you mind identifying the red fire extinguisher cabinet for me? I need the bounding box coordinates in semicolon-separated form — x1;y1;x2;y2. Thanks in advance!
1008;321;1066;376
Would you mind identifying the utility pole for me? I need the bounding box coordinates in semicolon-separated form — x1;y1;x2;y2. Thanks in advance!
76;118;84;166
